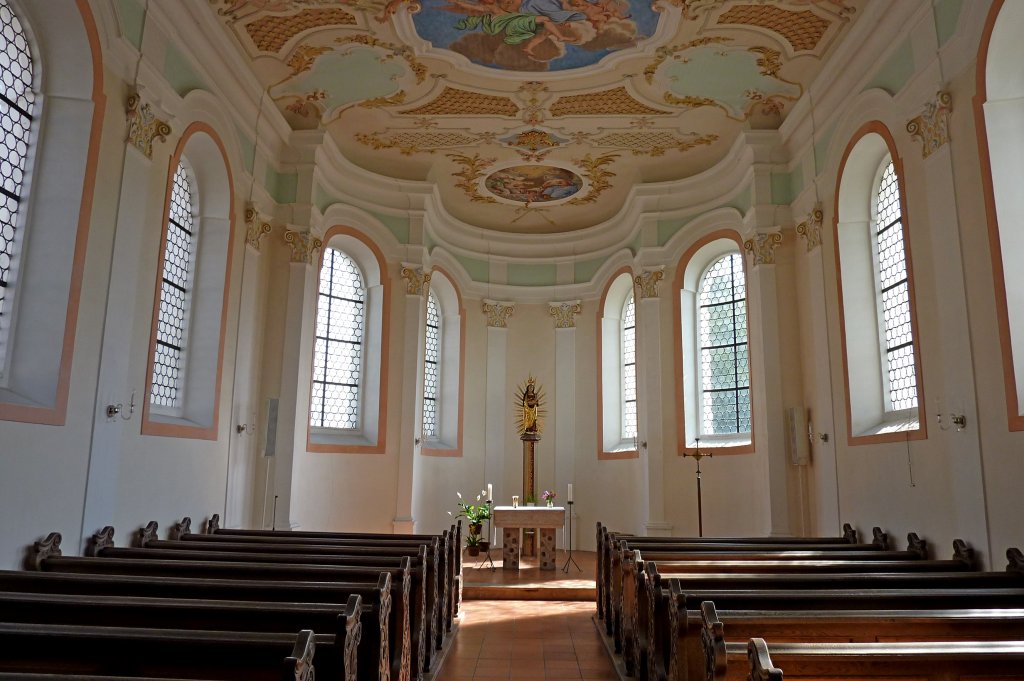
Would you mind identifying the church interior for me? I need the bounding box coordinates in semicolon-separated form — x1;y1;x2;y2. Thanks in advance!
2;2;1024;673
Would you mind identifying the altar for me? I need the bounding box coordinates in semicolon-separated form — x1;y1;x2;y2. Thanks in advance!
493;506;565;570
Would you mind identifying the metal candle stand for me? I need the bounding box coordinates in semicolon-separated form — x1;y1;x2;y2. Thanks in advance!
682;437;711;537
561;500;580;573
478;499;496;571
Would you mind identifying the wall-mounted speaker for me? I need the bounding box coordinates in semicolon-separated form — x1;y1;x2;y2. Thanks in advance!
264;398;279;458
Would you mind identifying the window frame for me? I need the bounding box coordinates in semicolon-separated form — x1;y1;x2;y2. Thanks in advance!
672;230;755;455
620;290;637;442
421;289;441;441
420;266;464;456
833;122;927;445
306;225;390;454
597;267;639;459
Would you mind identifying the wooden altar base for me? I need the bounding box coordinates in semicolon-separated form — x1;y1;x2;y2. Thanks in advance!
461;549;596;601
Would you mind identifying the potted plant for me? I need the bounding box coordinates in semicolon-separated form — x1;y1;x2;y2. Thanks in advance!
542;490;557;507
465;533;483;556
526;494;536;507
450;491;491;536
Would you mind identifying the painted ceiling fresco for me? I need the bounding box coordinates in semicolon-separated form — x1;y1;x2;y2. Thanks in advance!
210;0;866;235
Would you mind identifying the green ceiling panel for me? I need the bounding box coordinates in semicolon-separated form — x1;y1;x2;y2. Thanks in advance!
865;38;914;96
456;254;489;283
934;0;963;47
508;263;557;287
574;258;604;284
370;211;410;245
164;44;207;97
265;166;297;205
116;0;145;50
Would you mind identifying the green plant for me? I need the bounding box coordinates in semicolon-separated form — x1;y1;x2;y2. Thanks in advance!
448;491;492;525
526;494;536;504
465;534;483;547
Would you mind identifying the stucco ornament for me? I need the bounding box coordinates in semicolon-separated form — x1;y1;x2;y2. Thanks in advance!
743;230;783;266
634;268;664;298
906;91;952;159
244;205;273;251
283;229;323;264
126;92;171;159
400;265;431;296
795;204;823;252
482;299;515;328
548;300;582;328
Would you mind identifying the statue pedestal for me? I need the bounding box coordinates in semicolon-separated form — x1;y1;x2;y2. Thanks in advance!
521;434;539;556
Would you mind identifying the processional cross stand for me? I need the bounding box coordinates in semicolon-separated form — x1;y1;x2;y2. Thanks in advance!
682;438;711;537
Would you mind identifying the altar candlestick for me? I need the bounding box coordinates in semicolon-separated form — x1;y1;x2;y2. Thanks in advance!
567;483;573;503
487;483;493;500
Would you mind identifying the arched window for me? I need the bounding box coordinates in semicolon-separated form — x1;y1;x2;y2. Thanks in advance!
977;0;1024;429
621;292;637;440
835;125;925;441
597;269;639;458
310;247;365;430
697;253;750;435
422;290;440;439
0;0;35;357
151;161;198;408
872;160;917;413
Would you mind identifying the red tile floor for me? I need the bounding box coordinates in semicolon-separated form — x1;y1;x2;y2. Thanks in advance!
434;600;618;681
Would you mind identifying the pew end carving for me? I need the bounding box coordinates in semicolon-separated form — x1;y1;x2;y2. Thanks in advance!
137;521;159;547
283;629;317;681
86;526;116;557
747;638;784;681
169;517;192;540
953;539;975;567
341;593;363;681
907;532;929;559
701;600;727;681
25;532;61;571
205;514;221;534
872;527;889;549
842;523;858;543
1007;547;1024;573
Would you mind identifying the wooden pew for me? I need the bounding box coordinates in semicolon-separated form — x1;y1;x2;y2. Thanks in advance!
600;525;892;636
0;569;390;681
189;516;459;638
701;601;1024;681
22;533;409;681
609;532;934;662
0;591;362;681
139;523;445;659
91;527;433;680
0;623;319;681
630;546;1024;681
745;637;1024;681
650;581;1024;681
0;676;225;680
595;522;865;623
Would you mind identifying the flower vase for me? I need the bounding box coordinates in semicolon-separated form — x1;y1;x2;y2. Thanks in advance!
546;500;554;507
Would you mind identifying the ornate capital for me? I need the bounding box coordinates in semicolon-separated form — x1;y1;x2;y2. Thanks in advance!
743;231;783;266
483;299;515;328
126;92;171;159
795;204;823;252
244;205;273;252
548;300;582;328
283;229;323;264
906;91;952;159
633;268;664;299
400;265;431;296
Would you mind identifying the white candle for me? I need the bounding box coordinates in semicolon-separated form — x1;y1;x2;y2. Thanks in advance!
568;483;573;503
487;483;493;500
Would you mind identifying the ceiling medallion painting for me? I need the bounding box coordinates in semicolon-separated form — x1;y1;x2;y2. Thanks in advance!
209;0;867;236
410;0;661;72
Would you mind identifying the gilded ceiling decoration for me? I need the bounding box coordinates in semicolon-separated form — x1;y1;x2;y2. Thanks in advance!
209;0;867;235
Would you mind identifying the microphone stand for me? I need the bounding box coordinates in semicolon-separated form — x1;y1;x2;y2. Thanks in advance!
481;499;495;571
561;500;580;573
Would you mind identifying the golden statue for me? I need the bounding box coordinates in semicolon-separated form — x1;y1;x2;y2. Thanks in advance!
514;376;546;438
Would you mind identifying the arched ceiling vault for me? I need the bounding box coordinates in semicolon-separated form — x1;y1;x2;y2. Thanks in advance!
210;0;866;242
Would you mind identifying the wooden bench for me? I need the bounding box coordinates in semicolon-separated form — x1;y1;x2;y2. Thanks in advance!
22;533;409;681
745;637;1024;681
596;522;866;623
139;523;445;660
92;527;434;680
0;589;363;681
188;516;459;638
0;623;320;681
701;601;1024;681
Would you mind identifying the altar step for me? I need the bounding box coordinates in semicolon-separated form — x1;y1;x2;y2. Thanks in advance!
462;583;596;601
460;549;597;601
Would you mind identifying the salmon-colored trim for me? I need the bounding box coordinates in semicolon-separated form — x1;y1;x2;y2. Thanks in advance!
422;265;465;457
973;0;1024;431
141;122;236;441
596;266;640;460
0;1;105;425
306;225;391;454
671;230;756;456
832;121;928;446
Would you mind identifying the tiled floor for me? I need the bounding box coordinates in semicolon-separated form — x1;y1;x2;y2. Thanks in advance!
435;600;618;681
462;549;597;589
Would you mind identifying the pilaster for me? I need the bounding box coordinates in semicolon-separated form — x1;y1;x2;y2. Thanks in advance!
395;265;430;534
483;300;514;522
549;300;581;547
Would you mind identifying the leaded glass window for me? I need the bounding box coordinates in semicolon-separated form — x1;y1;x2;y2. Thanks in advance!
0;0;35;320
311;248;364;429
151;162;197;407
622;292;637;440
698;253;750;434
422;291;440;438
873;160;917;412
